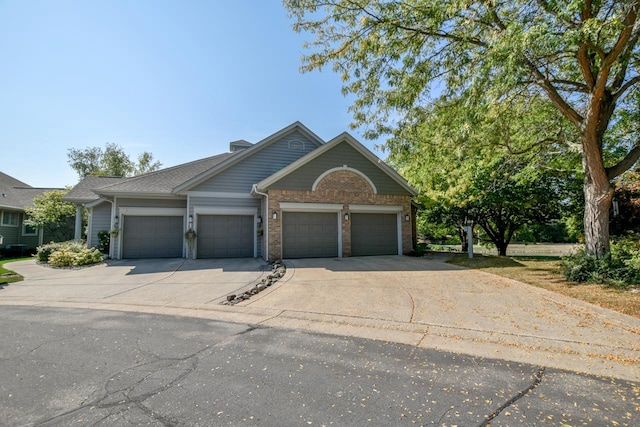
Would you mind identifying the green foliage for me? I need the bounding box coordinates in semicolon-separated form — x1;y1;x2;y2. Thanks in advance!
67;143;161;179
560;233;640;288
97;230;110;253
285;0;640;258
36;241;103;267
24;189;76;227
48;247;103;268
610;170;640;236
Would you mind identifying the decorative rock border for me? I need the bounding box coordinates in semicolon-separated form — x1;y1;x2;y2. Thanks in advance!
221;260;285;305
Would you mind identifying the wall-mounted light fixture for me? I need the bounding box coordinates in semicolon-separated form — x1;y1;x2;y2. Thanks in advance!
404;214;410;222
188;214;194;228
344;212;349;221
114;215;119;227
257;216;262;224
272;211;277;220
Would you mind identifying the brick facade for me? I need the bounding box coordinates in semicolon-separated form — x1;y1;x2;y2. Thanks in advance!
265;170;413;261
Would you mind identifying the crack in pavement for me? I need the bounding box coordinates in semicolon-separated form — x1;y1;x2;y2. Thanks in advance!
479;366;546;426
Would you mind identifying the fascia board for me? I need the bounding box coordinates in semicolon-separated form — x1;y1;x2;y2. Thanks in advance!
173;122;326;193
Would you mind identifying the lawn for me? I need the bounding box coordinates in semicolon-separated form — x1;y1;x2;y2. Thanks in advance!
0;257;31;284
447;253;640;320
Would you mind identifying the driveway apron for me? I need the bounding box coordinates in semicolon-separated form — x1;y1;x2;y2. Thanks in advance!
2;255;640;381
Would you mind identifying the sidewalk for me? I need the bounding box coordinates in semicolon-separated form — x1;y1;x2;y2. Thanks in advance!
2;256;639;382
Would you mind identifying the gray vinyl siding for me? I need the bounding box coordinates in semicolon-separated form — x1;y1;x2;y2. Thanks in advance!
116;198;187;209
267;141;409;195
89;202;112;248
192;131;320;193
1;211;39;250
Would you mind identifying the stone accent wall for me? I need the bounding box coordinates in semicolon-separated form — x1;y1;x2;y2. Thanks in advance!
266;181;412;261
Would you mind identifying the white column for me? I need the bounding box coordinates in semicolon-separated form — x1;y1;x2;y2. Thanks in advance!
74;205;83;241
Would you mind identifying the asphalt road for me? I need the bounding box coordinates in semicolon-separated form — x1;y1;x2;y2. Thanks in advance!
0;306;638;426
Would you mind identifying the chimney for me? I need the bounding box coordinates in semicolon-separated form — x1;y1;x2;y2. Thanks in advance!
229;140;252;152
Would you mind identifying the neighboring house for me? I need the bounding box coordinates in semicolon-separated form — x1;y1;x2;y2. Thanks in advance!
64;122;418;261
0;172;62;253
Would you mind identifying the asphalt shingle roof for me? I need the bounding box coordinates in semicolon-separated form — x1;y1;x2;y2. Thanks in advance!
94;152;236;195
62;176;126;203
0;172;60;210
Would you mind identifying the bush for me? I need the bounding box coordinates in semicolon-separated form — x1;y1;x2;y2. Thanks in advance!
36;241;103;267
559;233;640;288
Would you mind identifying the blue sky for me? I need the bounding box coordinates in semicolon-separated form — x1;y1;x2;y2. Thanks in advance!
0;1;384;188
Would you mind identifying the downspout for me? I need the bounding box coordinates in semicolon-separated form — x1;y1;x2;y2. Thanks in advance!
251;184;269;261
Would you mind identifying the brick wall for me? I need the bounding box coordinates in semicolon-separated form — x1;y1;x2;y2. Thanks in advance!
266;170;412;261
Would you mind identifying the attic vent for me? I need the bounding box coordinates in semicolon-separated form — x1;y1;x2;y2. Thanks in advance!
289;140;305;151
230;140;253;152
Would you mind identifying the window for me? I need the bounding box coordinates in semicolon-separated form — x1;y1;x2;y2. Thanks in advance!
1;211;19;227
22;223;37;236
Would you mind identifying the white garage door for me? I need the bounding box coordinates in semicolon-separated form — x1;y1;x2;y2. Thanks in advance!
122;216;183;258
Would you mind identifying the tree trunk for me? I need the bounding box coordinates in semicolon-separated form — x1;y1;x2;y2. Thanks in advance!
459;226;468;252
581;127;615;258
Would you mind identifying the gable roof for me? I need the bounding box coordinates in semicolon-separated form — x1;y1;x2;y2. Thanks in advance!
0;171;61;211
255;132;418;196
62;176;126;204
173;121;325;193
93;152;236;196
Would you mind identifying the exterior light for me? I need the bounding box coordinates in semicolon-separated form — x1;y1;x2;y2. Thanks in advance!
114;215;119;227
404;214;410;222
344;212;349;221
257;216;262;224
188;214;194;228
272;211;277;220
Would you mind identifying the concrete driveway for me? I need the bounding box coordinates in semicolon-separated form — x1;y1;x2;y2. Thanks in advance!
2;255;640;382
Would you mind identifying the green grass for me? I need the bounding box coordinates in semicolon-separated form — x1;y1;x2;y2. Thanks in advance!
0;256;31;284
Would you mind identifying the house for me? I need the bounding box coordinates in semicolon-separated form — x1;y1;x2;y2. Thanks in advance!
0;172;63;254
64;122;418;261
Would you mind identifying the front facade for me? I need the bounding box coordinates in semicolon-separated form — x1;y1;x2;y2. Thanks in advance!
66;122;417;261
0;172;61;253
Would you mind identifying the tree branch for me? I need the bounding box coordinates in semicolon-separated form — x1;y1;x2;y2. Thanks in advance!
606;142;640;180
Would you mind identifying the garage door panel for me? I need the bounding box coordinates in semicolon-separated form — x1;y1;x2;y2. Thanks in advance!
122;216;184;258
283;212;338;259
197;215;254;258
351;213;398;256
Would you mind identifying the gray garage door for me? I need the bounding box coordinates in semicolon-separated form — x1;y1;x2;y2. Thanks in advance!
282;212;338;258
122;216;183;258
197;215;254;258
351;213;398;256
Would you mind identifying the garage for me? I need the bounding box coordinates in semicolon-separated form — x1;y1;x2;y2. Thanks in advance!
282;212;338;258
351;213;398;256
197;215;254;258
122;216;184;258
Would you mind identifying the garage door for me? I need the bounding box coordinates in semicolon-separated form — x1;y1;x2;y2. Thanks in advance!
122;216;183;258
282;212;338;258
197;215;254;258
351;213;398;256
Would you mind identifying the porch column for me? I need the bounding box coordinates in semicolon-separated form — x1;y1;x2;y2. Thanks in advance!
74;205;83;241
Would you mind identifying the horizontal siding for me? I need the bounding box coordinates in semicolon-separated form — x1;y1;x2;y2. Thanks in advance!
268;141;409;195
1;212;39;250
192;130;321;193
89;202;112;248
116;198;187;209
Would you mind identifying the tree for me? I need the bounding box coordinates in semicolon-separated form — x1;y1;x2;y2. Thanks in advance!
67;143;161;179
24;189;77;242
285;0;640;258
610;169;640;235
387;94;577;255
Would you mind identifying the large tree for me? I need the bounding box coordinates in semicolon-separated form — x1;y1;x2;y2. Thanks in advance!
285;0;640;258
389;96;575;255
67;143;161;179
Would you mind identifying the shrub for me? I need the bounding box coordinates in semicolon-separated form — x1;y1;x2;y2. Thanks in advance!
559;233;640;288
36;241;103;267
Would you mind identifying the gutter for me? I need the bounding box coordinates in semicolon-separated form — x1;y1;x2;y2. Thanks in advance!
251;184;269;261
